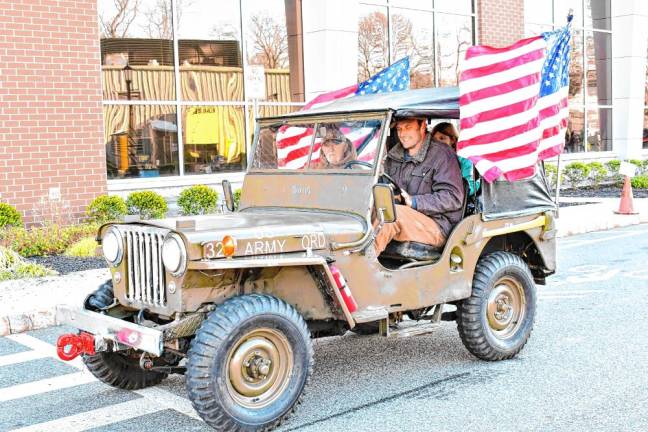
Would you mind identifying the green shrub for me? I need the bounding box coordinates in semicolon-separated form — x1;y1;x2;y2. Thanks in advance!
177;185;219;216
563;162;591;188
0;223;98;257
126;191;167;220
605;159;621;179
233;189;242;210
0;203;22;228
86;195;127;223
631;175;648;189
65;237;99;257
587;162;607;189
0;246;56;281
642;160;648;174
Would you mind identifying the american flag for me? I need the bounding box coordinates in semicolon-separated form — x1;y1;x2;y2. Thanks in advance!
276;57;410;169
457;21;572;182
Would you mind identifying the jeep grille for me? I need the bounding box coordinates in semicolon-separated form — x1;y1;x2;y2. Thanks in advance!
122;226;169;307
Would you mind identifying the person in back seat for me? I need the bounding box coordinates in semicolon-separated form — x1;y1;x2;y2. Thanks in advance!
374;117;464;255
430;122;479;196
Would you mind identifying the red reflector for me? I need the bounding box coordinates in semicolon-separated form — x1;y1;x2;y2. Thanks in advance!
56;332;95;361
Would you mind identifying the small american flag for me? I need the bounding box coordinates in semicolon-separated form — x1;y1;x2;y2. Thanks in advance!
457;20;572;182
277;58;410;169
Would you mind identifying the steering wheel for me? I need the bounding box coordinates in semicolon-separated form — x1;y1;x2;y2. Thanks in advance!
378;172;402;196
343;160;374;170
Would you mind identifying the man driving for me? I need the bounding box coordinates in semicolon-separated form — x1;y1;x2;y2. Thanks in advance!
374;117;465;254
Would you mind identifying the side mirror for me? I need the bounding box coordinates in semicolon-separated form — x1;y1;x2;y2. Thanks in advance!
372;184;396;224
222;180;234;212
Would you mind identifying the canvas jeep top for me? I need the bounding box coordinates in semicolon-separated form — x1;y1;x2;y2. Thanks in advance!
55;86;557;432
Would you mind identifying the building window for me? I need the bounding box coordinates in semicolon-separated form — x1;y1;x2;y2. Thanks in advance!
98;0;303;180
524;0;612;154
358;0;475;87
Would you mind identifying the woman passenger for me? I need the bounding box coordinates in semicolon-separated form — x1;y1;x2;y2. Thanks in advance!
430;122;479;196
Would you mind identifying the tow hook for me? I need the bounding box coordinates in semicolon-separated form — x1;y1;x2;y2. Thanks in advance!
56;332;96;361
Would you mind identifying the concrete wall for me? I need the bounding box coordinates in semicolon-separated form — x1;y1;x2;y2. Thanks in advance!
301;0;359;101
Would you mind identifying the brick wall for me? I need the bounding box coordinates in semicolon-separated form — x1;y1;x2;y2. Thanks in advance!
0;0;105;226
476;0;525;47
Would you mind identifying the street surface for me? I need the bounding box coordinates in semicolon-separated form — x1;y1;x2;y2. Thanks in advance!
1;224;647;432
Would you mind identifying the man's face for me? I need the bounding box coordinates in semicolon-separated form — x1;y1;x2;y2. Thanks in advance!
396;119;426;151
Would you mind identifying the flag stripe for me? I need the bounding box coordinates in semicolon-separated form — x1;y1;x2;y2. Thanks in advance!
460;48;545;81
459;58;545;95
459;74;541;111
464;36;544;61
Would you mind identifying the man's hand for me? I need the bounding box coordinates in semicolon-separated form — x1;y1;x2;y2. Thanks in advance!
400;190;413;207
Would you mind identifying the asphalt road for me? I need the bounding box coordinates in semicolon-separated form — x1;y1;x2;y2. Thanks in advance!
1;224;648;432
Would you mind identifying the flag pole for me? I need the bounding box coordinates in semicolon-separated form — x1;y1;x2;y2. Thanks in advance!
554;8;574;218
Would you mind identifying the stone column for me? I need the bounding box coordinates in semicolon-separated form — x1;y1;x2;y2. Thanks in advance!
611;0;648;159
301;0;359;101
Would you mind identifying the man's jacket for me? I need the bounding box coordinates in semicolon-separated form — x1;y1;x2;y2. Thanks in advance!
385;134;465;238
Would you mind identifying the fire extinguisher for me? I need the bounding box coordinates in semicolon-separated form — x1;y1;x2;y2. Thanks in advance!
329;265;358;313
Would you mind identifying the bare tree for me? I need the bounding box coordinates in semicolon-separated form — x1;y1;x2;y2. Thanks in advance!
100;0;141;38
247;13;288;69
143;0;194;39
357;12;389;81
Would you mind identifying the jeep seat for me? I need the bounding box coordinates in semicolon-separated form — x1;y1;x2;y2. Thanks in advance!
382;241;443;261
380;178;470;263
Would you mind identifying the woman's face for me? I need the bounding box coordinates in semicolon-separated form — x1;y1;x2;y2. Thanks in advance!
321;139;347;165
432;130;454;146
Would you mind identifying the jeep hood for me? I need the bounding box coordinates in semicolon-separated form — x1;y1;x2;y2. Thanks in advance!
145;208;366;258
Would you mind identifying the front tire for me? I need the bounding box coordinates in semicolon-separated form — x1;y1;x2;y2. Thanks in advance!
457;252;537;361
83;351;167;390
186;294;313;431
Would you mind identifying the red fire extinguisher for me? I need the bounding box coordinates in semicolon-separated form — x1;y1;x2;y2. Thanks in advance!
329;265;358;313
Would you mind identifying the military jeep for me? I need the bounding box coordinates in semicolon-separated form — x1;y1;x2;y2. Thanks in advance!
56;86;556;431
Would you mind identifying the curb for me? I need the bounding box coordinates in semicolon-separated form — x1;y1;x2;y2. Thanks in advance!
0;309;57;337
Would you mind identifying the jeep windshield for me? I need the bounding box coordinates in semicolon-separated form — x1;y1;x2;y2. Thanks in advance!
250;113;387;173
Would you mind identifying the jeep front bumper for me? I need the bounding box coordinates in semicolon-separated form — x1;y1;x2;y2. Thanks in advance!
56;305;164;356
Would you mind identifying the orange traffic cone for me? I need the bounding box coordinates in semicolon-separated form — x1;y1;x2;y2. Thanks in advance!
614;176;638;215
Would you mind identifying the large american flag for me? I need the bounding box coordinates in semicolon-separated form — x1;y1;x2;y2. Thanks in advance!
457;21;572;182
276;57;410;169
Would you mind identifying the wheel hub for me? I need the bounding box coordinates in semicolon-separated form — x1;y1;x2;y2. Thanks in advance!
226;329;293;409
486;277;526;339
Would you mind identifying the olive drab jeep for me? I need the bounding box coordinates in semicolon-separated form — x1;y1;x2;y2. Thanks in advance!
56;86;557;431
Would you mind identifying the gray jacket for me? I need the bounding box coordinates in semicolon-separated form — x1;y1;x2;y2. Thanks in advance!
385;134;465;237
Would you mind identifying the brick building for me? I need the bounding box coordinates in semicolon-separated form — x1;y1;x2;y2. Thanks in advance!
0;0;646;224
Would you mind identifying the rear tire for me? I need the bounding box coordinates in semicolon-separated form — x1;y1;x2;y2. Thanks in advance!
186;294;313;431
83;351;167;390
457;252;536;361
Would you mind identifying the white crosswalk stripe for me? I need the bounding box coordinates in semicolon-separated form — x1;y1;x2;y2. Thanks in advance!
10;398;163;432
0;371;96;402
1;332;204;430
0;350;48;367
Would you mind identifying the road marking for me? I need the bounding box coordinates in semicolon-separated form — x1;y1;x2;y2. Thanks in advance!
561;229;648;250
0;371;96;402
6;332;204;423
10;398;163;432
0;350;48;367
6;334;85;369
135;386;202;420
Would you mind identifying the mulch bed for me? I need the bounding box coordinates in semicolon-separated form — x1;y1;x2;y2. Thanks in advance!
27;256;107;275
557;186;648;199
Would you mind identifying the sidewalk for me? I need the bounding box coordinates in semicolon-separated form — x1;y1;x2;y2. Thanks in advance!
1;197;647;336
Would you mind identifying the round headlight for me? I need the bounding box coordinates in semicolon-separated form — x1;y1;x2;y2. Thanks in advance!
102;227;123;265
162;234;187;275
